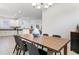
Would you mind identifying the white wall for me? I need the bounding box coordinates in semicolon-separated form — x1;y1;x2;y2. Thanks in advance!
0;19;10;28
19;17;42;29
42;3;79;39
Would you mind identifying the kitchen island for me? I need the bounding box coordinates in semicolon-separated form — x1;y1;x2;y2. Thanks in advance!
0;28;23;36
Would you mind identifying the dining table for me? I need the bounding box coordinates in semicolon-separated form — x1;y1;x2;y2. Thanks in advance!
18;34;70;55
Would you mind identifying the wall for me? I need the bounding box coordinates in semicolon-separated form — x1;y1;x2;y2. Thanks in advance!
42;3;79;39
0;19;10;28
19;17;42;29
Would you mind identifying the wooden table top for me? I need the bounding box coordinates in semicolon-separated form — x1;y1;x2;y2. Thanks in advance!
19;34;70;52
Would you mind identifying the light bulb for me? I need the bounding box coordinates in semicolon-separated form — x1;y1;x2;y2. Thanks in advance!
32;3;36;6
32;3;53;9
48;3;52;6
44;5;49;8
36;6;41;9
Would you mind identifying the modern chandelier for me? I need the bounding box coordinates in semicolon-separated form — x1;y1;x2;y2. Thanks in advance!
32;3;53;9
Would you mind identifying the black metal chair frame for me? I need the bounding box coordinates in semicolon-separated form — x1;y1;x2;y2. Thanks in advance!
13;35;27;55
26;42;47;55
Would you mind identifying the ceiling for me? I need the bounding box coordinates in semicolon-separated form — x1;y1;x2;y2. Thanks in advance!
0;3;42;19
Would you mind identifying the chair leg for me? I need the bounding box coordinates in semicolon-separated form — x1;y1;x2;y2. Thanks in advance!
60;52;61;55
41;46;43;50
55;52;56;55
13;45;17;54
16;48;19;55
19;50;21;55
23;51;25;55
55;52;61;55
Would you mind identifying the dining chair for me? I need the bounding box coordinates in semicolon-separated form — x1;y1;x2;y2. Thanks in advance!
18;39;28;55
52;35;61;38
27;42;47;55
52;35;62;55
13;35;28;55
13;35;20;54
43;34;49;36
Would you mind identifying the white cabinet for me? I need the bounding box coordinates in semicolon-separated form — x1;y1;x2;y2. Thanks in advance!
0;31;16;36
0;30;22;36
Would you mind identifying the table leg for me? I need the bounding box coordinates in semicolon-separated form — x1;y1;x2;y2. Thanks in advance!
48;49;53;55
64;44;67;55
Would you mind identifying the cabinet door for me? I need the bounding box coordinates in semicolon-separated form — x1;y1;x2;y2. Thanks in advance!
71;32;79;53
71;38;79;50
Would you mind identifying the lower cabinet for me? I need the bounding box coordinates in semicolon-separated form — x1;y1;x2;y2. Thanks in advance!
71;32;79;53
0;31;16;36
0;31;22;36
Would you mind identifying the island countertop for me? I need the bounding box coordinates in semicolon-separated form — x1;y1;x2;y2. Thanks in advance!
0;28;23;31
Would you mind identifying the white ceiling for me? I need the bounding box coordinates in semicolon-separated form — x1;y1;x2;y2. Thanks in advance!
0;3;42;19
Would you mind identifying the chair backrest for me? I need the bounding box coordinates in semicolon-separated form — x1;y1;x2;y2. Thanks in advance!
27;42;39;55
14;35;27;50
52;35;61;38
19;39;27;50
43;34;49;36
14;35;21;46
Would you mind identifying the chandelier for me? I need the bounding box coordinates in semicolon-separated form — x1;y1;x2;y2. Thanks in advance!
32;3;53;9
